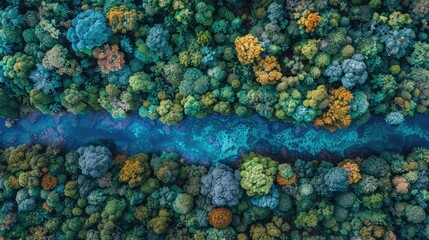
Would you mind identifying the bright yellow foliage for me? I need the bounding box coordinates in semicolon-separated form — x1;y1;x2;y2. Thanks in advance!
315;87;353;131
119;153;150;188
235;34;264;64
339;161;361;184
297;10;321;33
106;5;140;33
253;56;282;85
388;11;412;27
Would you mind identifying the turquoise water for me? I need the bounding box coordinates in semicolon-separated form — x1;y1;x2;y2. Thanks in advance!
1;111;429;165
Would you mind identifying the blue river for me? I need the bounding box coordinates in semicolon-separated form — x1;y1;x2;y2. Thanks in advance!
1;111;428;165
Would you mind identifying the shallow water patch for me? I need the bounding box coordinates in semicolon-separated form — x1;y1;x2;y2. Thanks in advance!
1;111;428;164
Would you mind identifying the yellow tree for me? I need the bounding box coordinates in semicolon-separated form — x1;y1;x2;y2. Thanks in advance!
315;86;354;131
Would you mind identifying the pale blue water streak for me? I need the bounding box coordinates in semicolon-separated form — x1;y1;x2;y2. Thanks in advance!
0;111;428;165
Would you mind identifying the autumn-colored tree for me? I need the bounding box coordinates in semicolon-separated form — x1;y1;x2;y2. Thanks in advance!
253;56;283;85
106;5;141;33
119;153;151;188
315;87;353;131
93;44;125;74
41;174;57;190
208;208;233;228
297;10;321;33
339;161;361;184
276;172;297;185
235;34;264;64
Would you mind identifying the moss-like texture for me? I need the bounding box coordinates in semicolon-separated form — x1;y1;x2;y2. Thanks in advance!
1;144;429;239
0;0;427;130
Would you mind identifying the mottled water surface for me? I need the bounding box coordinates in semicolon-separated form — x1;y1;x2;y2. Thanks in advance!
1;112;429;165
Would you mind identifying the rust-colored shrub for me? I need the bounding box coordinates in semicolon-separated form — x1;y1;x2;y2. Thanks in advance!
93;44;125;74
41;174;57;191
208;208;233;228
276;172;297;185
